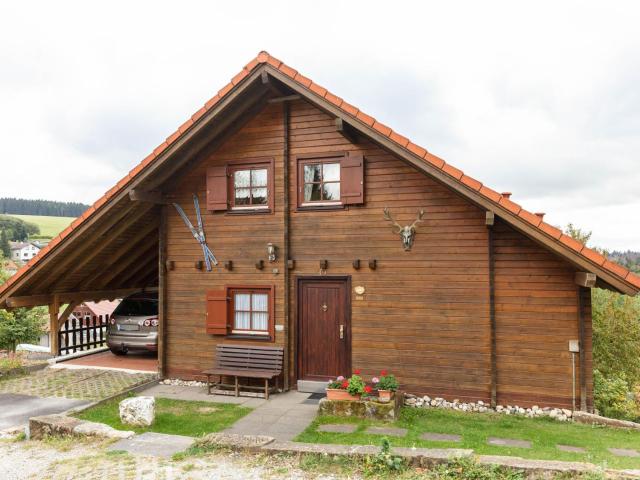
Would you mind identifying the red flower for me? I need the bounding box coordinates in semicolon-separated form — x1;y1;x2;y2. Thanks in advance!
380;369;388;376
364;385;373;394
354;369;361;375
341;380;349;389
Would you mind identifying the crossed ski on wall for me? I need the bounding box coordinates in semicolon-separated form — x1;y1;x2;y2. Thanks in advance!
173;194;218;271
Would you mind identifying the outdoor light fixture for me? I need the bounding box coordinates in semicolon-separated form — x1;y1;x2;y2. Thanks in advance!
267;243;277;262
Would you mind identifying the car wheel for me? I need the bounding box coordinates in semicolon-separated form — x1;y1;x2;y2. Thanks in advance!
110;347;127;356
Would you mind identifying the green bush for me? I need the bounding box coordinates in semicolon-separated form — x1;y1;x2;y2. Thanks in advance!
593;369;639;422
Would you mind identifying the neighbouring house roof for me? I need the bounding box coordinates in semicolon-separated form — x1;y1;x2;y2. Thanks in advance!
0;51;638;305
9;241;40;251
78;300;119;317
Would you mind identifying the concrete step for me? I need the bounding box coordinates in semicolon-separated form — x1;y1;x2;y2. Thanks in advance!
297;380;327;393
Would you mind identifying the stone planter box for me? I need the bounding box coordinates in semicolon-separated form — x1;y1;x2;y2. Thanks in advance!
326;389;361;401
319;393;403;421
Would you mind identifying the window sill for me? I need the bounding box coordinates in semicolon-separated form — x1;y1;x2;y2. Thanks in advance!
296;203;345;212
226;208;273;216
226;334;274;342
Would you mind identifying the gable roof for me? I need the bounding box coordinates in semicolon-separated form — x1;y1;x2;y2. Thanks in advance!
0;50;638;303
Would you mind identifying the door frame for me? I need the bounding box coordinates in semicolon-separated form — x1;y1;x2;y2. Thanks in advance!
296;275;352;381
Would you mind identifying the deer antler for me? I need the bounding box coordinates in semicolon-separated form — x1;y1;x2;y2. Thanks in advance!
383;207;403;233
409;210;425;231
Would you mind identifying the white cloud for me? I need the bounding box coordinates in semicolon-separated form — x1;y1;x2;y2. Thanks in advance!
0;0;638;250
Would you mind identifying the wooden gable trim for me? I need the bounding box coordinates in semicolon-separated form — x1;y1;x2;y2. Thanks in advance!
263;65;638;296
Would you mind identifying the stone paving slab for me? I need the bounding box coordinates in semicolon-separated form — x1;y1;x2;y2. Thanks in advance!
365;426;407;437
478;455;597;474
608;447;640;457
556;444;587;453
0;393;89;430
0;367;156;401
318;424;358;433
109;432;194;458
487;437;532;448
421;432;462;442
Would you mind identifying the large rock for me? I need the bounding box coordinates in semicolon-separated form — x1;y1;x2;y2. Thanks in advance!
29;414;134;440
119;396;155;427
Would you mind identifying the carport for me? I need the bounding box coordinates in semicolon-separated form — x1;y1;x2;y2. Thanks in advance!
0;64;273;378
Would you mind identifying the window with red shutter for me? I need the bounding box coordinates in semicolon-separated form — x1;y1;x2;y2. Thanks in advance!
206;166;228;211
340;154;364;205
206;289;228;335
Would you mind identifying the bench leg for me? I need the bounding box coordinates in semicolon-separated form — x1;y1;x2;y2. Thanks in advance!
265;378;269;400
234;376;239;397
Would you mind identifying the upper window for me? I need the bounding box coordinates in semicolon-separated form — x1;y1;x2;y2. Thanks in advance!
296;153;364;209
230;166;269;210
230;288;271;336
206;158;274;213
302;161;341;204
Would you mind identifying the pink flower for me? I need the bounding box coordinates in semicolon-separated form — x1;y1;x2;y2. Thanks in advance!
337;375;345;381
372;377;380;384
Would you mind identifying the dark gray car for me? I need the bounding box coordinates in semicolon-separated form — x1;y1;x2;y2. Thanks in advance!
107;291;158;355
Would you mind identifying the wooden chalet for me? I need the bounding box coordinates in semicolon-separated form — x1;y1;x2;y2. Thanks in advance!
1;52;639;410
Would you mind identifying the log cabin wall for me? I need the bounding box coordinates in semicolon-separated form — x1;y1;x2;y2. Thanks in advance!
163;98;593;408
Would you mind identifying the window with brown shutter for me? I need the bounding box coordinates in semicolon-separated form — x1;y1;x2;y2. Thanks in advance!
205;285;275;340
206;158;274;213
296;153;365;209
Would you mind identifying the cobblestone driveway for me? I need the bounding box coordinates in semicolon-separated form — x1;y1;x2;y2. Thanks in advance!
0;368;156;401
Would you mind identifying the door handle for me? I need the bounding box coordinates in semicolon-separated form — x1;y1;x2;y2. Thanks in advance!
339;324;344;339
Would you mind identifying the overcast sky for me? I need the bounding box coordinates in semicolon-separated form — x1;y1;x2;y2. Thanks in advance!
0;1;638;250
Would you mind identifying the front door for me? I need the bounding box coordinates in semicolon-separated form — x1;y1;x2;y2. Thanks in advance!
298;277;351;381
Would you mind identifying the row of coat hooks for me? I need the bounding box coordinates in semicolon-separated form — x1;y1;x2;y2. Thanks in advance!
164;259;378;272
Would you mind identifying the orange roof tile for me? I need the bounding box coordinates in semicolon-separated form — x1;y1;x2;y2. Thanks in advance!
1;50;638;299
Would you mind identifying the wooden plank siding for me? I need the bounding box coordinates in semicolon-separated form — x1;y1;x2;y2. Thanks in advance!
163;98;592;408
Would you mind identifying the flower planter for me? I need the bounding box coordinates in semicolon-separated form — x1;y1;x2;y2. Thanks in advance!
377;389;394;403
326;389;361;401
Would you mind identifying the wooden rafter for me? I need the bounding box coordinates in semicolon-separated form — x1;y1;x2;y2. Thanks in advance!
335;118;359;144
6;288;152;308
97;241;158;290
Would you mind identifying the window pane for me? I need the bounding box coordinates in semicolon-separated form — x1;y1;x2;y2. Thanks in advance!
304;183;322;201
234;188;251;205
235;293;251;310
234;312;250;330
252;293;269;312
323;182;340;201
251;169;267;187
252;312;268;331
323;163;340;182
304;164;322;183
251;187;268;205
234;170;250;188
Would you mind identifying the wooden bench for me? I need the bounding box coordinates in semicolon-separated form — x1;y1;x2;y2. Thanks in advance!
202;345;284;399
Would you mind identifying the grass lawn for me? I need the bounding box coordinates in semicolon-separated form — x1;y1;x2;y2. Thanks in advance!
75;396;252;437
10;214;75;238
296;407;640;470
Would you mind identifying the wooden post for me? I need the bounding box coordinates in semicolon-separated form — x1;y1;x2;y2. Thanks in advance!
487;221;497;408
283;100;291;391
578;287;588;411
158;205;168;379
48;294;60;356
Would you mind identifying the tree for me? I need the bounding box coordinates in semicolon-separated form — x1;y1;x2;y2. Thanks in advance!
0;230;9;258
0;307;46;352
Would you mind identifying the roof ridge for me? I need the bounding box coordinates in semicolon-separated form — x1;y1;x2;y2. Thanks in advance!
1;51;638;297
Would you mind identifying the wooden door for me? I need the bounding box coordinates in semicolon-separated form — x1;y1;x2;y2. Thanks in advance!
298;277;351;381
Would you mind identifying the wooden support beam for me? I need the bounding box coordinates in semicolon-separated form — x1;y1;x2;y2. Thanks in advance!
267;94;301;103
48;295;60;355
335;118;359;144
485;211;495;227
7;287;151;308
56;301;79;331
129;189;164;204
575;272;596;288
158;205;168;378
488;226;497;408
578;287;588;411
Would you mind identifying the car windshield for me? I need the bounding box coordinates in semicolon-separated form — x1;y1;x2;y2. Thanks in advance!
113;298;158;317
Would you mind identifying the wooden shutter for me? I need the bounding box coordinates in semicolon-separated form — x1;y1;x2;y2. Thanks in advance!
206;166;228;211
206;289;228;335
340;154;365;205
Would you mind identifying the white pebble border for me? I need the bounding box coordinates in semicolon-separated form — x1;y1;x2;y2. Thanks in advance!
160;378;207;387
404;394;574;422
